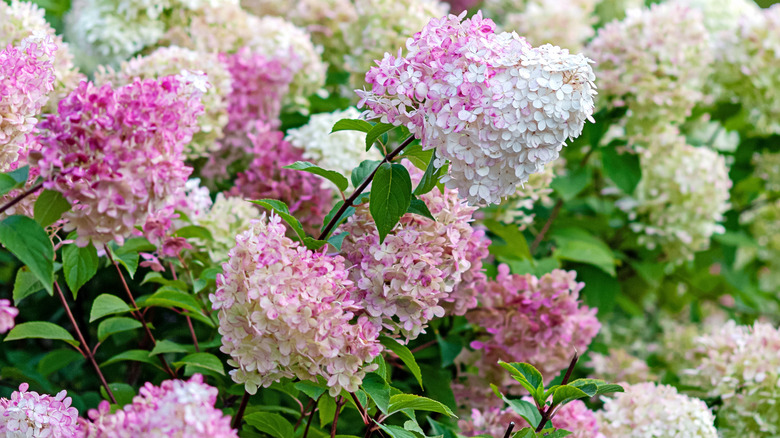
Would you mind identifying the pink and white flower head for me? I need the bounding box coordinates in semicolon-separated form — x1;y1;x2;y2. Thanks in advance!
0;383;81;437
0;33;56;171
459;400;603;438
210;213;382;396
0;299;19;334
341;163;490;341
86;374;237;437
357;11;596;205
36;74;205;247
467;264;600;376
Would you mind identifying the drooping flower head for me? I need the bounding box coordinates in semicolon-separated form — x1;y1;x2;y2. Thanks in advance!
467;264;600;376
340;163;490;340
96;46;232;159
0;33;56;171
284;107;382;178
586;2;713;130
87;374;237;437
229;122;334;234
358;12;597;205
211;213;382;396
36;74;204;247
459;401;603;438
0;383;81;437
0;299;19;334
597;382;717;438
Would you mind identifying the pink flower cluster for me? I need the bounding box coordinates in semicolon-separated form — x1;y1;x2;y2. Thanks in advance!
86;375;237;437
0;299;18;333
357;11;596;205
211;213;382;396
459;400;603;438
0;33;56;171
36;75;204;247
229;122;334;234
340;164;490;340
0;383;81;437
468;264;600;376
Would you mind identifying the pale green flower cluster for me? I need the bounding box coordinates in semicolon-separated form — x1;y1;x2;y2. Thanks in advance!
619;128;731;264
503;0;598;51
673;0;760;36
96;46;233;159
191;194;256;262
741;199;780;292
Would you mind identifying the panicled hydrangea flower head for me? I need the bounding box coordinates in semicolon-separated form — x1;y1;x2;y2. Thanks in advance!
340;164;490;340
191;194;256;262
586;348;653;385
229;122;334;235
211;213;382;396
684;321;780;437
618;128;732;264
467;264;600;376
164;4;325;108
284;107;382;178
673;0;761;36
36;75;204;247
503;0;599;52
713;5;780;135
96;46;232;159
358;12;597;206
86;374;237;437
586;2;713;130
343;0;449;88
0;33;56;171
0;383;81;437
460;401;603;438
597;382;717;438
0;0;83;111
0;299;19;334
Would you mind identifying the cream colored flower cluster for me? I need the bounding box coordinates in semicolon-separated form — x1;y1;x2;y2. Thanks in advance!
503;0;599;52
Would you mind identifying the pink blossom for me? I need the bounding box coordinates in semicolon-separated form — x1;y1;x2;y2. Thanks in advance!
459;400;603;438
86;375;237;437
0;383;81;437
36;75;204;247
0;299;18;334
211;213;381;396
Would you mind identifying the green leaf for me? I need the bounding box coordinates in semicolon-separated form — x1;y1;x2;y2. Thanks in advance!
0;166;29;196
250;199;305;241
550;166;591;201
137;288;213;327
318;395;337;428
370;163;412;243
294;380;328;400
5;321;78;348
284;161;349;192
327;232;349;251
110;247;139;279
505;398;542;429
574;265;618;316
90;294;132;322
552;385;590;406
485;219;532;261
362;373;391;414
0;215;54;294
332;119;372;134
380;336;423;389
62;243;98;298
407;197;435;220
149;339;192;356
377;424;424;438
97;317;142;342
115;237;156;255
553;240;616;276
498;361;544;396
365;123;396;151
33;190;71;228
436;333;462;368
13;267;43;304
601;144;641;194
174;225;213;241
302;237;327;250
413;149;442;196
102;350;161;369
37;348;83;377
596;383;624;395
351;160;381;189
244;412;294;438
387;394;456;417
101;382;135;406
173;353;225;376
400;144;432;170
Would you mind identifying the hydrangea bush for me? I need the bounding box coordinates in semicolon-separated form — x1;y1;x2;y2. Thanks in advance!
0;0;778;437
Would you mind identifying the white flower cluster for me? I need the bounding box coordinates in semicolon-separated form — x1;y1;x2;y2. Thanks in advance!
284;107;382;178
342;0;449;88
713;5;780;135
619;129;731;264
673;0;760;36
503;0;599;52
597;382;717;438
586;2;713;130
96;46;232;159
684;321;780;437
